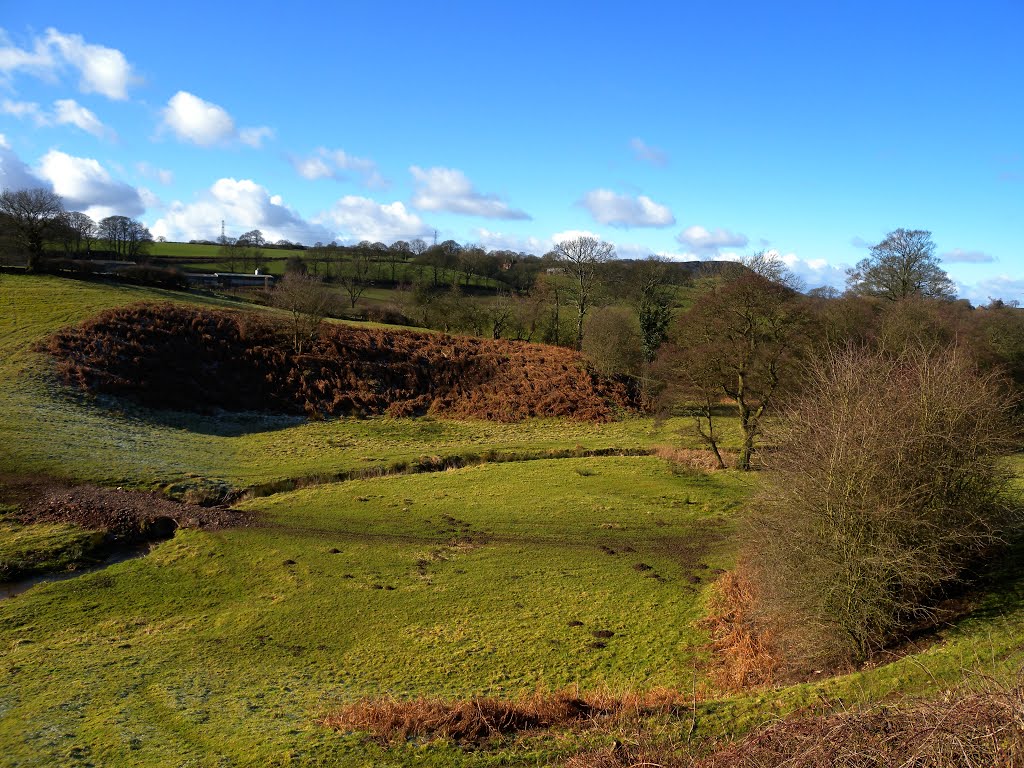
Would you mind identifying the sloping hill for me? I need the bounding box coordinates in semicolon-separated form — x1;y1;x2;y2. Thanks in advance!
41;303;641;422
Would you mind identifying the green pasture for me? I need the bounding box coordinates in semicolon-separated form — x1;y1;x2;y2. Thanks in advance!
2;272;1024;766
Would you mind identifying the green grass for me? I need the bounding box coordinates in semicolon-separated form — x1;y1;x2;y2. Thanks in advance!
0;504;104;581
4;272;1024;766
0;457;750;766
0;274;739;490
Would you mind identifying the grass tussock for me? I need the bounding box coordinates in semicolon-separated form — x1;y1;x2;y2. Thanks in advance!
567;682;1024;767
653;446;732;473
41;302;642;422
322;687;690;745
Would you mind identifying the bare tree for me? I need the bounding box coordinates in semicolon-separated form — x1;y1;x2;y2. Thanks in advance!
98;216;152;260
846;228;955;300
271;274;336;353
59;211;96;256
0;187;65;272
672;271;812;470
339;246;373;308
552;235;615;350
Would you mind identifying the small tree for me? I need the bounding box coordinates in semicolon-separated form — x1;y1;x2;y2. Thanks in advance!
552;235;615;350
673;268;811;470
745;345;1020;668
339;246;373;309
846;228;955;301
271;274;336;353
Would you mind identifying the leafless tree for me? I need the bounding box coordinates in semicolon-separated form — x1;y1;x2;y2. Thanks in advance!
0;187;65;272
59;211;96;256
271;273;336;353
339;246;373;308
846;228;955;300
552;235;615;350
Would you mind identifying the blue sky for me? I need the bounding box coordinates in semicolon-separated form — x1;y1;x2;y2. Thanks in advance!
1;1;1021;302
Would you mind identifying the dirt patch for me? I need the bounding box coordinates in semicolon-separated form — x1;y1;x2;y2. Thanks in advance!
40;303;643;423
0;474;249;543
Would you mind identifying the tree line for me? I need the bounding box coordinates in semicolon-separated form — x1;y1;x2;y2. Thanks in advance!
0;187;154;272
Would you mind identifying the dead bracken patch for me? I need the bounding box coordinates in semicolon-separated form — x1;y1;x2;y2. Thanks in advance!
41;303;642;422
697;569;778;690
566;682;1024;767
322;688;689;745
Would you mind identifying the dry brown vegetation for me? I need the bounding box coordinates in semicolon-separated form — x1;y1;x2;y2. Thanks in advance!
40;303;642;422
567;683;1024;767
322;688;690;746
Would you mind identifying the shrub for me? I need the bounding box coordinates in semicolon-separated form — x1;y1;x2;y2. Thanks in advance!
744;344;1020;669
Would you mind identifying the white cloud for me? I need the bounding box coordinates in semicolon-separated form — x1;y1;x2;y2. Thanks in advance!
849;235;872;249
2;98;114;140
579;188;675;228
316;196;428;243
135;161;173;185
239;125;274;148
53;99;113;139
42;29;138;100
160;91;272;149
675;225;749;257
0;137;48;190
37;149;144;218
472;227;554;255
161;91;236;146
410;166;530;219
630;137;668;167
551;229;603;245
941;248;995;264
0;28;58;84
959;275;1024;306
152;177;331;244
1;99;49;125
291;147;387;189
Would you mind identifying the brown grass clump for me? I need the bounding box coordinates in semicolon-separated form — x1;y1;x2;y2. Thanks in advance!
40;303;642;422
653;446;731;473
322;688;689;745
697;569;778;690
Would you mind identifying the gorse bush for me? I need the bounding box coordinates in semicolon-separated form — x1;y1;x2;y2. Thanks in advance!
745;344;1020;669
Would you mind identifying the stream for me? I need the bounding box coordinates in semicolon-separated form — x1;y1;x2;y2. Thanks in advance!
1;542;155;601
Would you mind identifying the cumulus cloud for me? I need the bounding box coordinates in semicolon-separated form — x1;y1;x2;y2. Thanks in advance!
675;225;749;257
0;28;138;99
42;29;138;100
291;147;387;189
160;91;236;146
410;166;530;219
941;248;995;264
0;135;48;190
151;178;331;244
579;189;675;228
472;227;555;255
135;161;173;185
316;196;428;243
630;137;668;167
960;275;1024;306
37;149;144;218
53;99;113;139
159;91;272;149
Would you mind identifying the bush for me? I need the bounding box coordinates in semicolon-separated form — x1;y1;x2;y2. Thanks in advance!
744;344;1020;669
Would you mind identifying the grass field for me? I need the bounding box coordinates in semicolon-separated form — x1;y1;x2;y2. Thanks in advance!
2;272;1023;766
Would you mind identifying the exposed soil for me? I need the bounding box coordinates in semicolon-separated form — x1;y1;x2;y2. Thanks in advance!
40;303;643;422
0;474;249;543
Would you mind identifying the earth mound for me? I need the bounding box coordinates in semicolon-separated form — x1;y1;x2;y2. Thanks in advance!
41;303;641;422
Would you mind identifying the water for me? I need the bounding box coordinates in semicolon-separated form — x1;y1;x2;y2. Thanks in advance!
1;542;154;600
